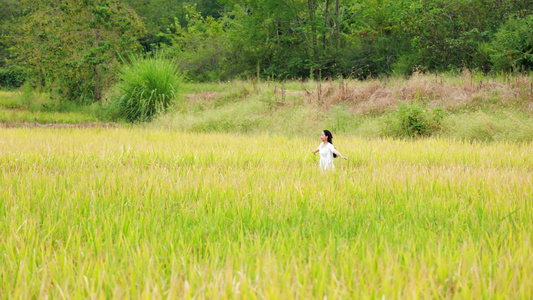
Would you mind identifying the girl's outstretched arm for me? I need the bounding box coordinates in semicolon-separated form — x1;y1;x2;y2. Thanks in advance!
333;149;348;160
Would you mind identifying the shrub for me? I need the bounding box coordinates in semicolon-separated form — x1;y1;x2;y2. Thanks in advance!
382;102;446;138
0;65;26;89
490;15;533;72
115;56;182;122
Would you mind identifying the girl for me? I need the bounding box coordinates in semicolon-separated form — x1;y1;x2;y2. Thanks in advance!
312;130;347;170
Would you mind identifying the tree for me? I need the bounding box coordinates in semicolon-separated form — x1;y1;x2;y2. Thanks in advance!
0;0;25;88
163;5;230;81
0;0;22;68
215;0;358;79
122;0;224;53
491;14;533;72
14;0;145;102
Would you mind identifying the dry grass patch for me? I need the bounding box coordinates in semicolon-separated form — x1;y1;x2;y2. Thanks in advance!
184;91;221;102
301;72;533;114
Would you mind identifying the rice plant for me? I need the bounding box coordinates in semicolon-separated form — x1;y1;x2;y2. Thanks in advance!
1;128;532;298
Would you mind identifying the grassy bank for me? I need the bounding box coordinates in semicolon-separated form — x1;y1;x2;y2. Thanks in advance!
155;72;533;141
1;128;532;298
0;90;113;125
2;71;533;141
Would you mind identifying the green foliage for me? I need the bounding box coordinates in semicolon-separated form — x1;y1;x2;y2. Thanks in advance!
115;56;182;122
382;102;446;138
400;0;489;72
5;0;533;86
163;5;231;81
0;0;22;68
123;0;223;54
123;0;222;33
13;0;144;102
0;65;25;89
189;0;533;79
165;0;369;80
490;15;533;72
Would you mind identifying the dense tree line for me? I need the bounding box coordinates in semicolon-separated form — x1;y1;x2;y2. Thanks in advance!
1;0;532;100
165;0;532;80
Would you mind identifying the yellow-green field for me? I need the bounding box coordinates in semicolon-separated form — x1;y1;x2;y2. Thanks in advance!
1;128;532;298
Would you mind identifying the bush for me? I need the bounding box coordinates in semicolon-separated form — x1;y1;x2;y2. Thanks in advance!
382;102;446;138
0;65;26;89
490;15;533;72
115;56;182;122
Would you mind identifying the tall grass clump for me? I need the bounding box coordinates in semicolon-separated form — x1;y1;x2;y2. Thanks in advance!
115;55;182;122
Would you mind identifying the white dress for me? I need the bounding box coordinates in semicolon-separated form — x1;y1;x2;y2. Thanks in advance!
317;142;336;170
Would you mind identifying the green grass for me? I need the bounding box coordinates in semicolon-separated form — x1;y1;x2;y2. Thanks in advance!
2;71;533;142
1;128;532;298
0;90;119;124
0;107;99;124
442;110;533;142
151;72;533;142
0;91;25;109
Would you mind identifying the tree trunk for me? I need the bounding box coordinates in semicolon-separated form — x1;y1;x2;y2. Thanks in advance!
335;0;340;48
93;64;101;102
93;28;102;102
308;0;318;63
323;0;330;50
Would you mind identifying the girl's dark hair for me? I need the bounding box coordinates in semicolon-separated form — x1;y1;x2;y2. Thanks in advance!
323;130;337;158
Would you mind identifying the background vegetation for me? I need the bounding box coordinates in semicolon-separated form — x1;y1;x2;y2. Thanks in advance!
2;0;533;96
2;71;533;142
1;1;532;133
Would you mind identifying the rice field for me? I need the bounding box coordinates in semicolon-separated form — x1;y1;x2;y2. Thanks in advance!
1;127;532;298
